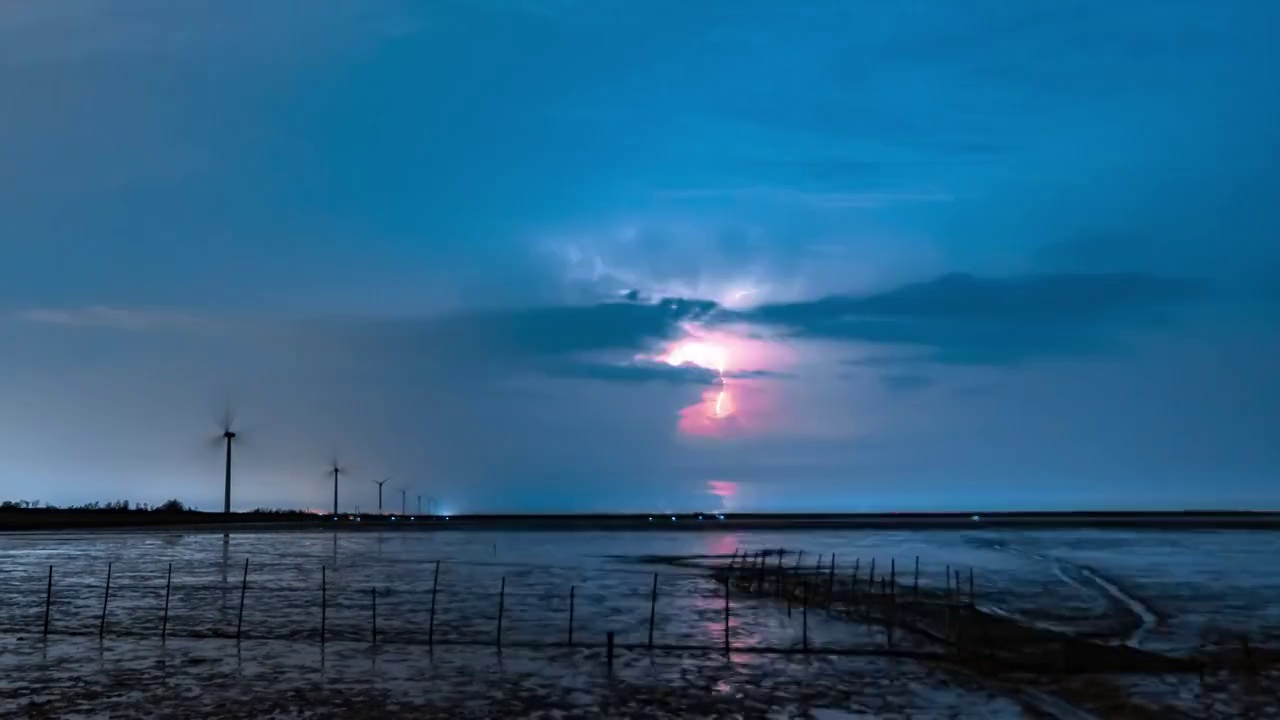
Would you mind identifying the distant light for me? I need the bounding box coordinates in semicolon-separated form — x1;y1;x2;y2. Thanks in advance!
717;514;725;520
445;516;450;520
671;516;677;522
391;516;397;521
410;517;416;521
332;516;338;521
971;514;981;522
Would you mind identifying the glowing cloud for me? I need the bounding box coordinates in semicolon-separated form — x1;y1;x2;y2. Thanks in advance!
647;320;795;437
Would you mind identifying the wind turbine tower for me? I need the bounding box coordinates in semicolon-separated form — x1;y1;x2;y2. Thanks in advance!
330;460;345;517
373;476;391;514
217;405;240;515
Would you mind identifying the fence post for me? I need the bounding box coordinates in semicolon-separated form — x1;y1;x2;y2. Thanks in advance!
802;581;809;651
321;565;327;645
568;585;576;646
162;563;172;641
606;631;615;672
647;573;658;650
868;558;876;591
914;556;920;599
969;568;975;607
43;565;53;637
756;551;765;592
827;554;836;607
236;558;249;642
851;558;860;603
775;549;784;597
99;562;112;639
890;558;896;595
371;587;378;645
723;577;731;655
428;560;440;646
496;576;506;649
946;564;952;600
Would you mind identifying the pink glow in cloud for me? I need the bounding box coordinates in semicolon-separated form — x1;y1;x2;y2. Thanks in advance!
651;323;793;438
707;480;738;511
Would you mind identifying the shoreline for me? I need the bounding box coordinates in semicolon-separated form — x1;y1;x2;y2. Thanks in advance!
3;509;1280;532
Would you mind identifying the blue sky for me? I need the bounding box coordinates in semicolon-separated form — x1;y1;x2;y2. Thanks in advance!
2;1;1277;512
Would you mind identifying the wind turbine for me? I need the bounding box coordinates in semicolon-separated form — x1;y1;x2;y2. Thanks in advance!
400;488;407;516
416;494;422;515
213;402;241;515
373;476;391;514
329;458;346;517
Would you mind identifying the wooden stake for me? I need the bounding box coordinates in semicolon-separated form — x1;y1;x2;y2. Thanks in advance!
648;573;658;650
913;556;920;599
827;554;836;607
802;581;809;651
496;576;506;649
43;565;52;637
99;562;112;639
723;577;731;655
428;560;440;646
568;585;576;646
162;563;172;641
236;558;248;642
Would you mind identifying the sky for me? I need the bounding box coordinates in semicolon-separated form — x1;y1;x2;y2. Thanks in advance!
2;0;1278;513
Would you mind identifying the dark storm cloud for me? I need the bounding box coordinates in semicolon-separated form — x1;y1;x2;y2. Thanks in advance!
15;295;725;385
742;272;1206;365
546;360;720;385
351;297;722;371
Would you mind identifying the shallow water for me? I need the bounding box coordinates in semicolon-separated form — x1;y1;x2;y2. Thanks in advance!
0;527;1277;717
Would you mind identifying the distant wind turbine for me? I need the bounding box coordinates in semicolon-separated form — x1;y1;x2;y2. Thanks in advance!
373;476;391;514
211;400;243;515
400;488;407;516
329;458;346;517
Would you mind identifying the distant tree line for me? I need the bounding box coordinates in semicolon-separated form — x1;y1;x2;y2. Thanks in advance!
1;499;190;512
0;499;316;515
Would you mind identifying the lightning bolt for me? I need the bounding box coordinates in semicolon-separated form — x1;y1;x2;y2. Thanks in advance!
713;358;727;417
